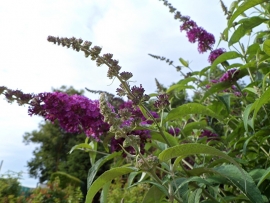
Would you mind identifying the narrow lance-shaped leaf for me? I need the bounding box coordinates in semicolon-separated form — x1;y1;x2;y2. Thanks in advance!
165;103;223;122
87;151;122;189
201;82;232;101
89;141;97;165
212;165;264;203
151;130;178;146
159;144;240;168
228;0;268;28
257;166;270;187
158;143;247;190
166;84;194;93
86;167;137;203
182;121;207;136
69;143;93;154
251;87;270;125
229;16;268;46
179;57;189;67
211;51;241;72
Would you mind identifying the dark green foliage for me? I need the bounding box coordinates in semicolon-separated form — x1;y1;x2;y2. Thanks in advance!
23;121;91;183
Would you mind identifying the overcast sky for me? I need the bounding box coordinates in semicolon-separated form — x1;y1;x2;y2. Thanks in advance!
0;0;231;187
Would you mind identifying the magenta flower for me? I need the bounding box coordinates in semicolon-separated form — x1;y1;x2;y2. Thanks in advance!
219;69;240;82
200;129;218;141
168;127;180;136
180;18;215;53
208;48;226;64
28;92;110;140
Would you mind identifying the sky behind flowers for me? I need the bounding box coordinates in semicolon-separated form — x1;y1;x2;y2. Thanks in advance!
0;0;230;187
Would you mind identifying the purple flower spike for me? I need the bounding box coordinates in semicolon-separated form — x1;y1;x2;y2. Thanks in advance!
28;92;110;140
180;18;215;53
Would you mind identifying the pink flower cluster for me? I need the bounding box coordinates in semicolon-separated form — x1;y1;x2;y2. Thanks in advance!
219;69;240;82
208;48;226;64
180;17;215;53
28;92;110;140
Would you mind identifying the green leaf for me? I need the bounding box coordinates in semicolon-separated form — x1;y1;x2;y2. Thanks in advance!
246;43;260;56
188;188;202;203
158;144;242;170
100;182;110;203
86;167;137;203
239;61;256;71
243;87;257;94
166;84;194;93
87;152;122;189
165;103;223;122
243;103;253;132
89;141;97;165
229;17;268;46
127;172;140;187
142;185;166;203
257;167;270;187
69;143;93;154
249;169;267;183
228;0;268;28
151;130;178;146
263;39;270;56
212;165;264;203
172;178;189;202
176;77;197;85
179;57;189;67
252;87;270;124
202;82;232;101
217;94;230;113
211;51;242;71
182;121;208;136
199;66;211;77
229;1;238;13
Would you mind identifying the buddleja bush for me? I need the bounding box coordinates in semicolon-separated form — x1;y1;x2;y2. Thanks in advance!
2;0;270;202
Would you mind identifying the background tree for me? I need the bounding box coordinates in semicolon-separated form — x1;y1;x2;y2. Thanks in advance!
23;86;90;183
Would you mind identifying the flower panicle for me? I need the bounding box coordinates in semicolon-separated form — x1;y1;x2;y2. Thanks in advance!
0;86;34;106
159;0;186;22
158;0;215;53
219;0;228;15
47;35;122;79
48;35;148;106
148;53;174;66
29;91;110;140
